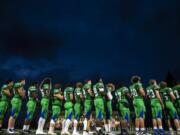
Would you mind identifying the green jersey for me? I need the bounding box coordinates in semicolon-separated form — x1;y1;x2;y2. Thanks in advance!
82;83;92;100
28;86;38;100
13;82;23;99
74;87;82;103
129;82;143;99
146;84;159;100
115;87;129;103
93;82;105;98
172;85;180;100
40;84;50;98
52;88;62;106
64;87;74;102
160;87;173;101
1;84;10;101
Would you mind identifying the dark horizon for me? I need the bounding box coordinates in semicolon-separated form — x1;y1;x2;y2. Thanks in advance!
0;0;179;86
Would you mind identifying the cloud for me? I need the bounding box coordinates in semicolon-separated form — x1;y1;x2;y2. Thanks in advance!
1;57;58;78
0;22;63;59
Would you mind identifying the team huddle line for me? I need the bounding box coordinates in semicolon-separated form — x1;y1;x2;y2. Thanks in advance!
0;76;179;135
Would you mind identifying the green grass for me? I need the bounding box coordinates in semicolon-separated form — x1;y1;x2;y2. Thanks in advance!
0;129;148;135
0;129;174;135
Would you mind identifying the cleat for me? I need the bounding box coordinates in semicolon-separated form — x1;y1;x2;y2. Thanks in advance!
158;129;165;135
83;130;89;135
7;129;16;134
61;131;70;135
72;131;81;135
61;131;65;135
135;131;140;135
36;130;47;134
106;132;116;135
96;129;104;135
48;131;57;135
23;130;29;134
153;129;159;135
7;129;13;134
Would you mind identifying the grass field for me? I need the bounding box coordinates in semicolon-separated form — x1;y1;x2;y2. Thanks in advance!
0;130;141;135
0;129;176;135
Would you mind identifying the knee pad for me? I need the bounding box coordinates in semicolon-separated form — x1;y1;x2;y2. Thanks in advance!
25;112;31;120
125;113;129;121
10;109;16;118
173;112;179;120
85;111;91;119
40;111;45;118
52;115;57;122
106;110;110;120
75;114;79;120
97;111;103;121
140;110;144;118
67;112;73;120
157;111;162;119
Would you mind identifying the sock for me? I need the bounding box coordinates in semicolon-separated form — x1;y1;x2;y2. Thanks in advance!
23;125;27;130
26;125;30;130
37;117;43;131
135;128;139;132
153;127;157;130
83;118;87;131
62;119;65;131
141;128;145;131
104;124;108;132
73;119;78;132
108;123;111;132
159;126;163;129
49;126;54;133
49;120;55;133
65;119;71;132
96;127;101;131
169;128;173;131
41;118;46;132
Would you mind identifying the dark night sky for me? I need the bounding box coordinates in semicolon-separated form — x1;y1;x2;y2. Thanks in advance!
0;0;179;85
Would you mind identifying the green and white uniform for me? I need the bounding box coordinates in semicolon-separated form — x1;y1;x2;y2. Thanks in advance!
36;83;51;134
82;82;93;119
129;82;146;118
172;85;180;116
104;86;113;120
51;88;62;122
0;85;11;120
10;83;24;118
25;86;38;121
64;87;74;120
146;84;162;119
160;87;179;119
93;82;105;120
74;87;82;120
115;87;130;121
40;84;50;119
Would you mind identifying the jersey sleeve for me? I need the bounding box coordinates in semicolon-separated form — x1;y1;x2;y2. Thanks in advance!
123;87;129;94
69;87;74;93
76;88;81;95
167;88;173;94
86;84;91;90
53;89;59;94
115;90;118;99
154;84;160;91
135;83;143;92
